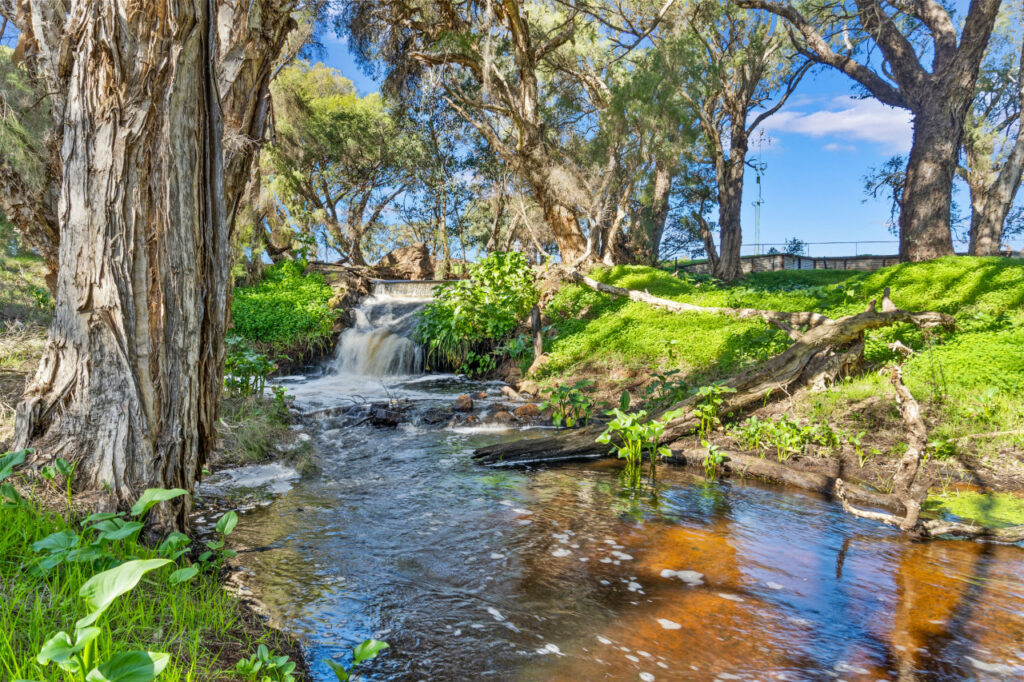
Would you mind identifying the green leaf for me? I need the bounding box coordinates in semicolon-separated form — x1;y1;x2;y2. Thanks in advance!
37;631;75;665
352;639;389;665
168;566;199;585
76;559;172;628
96;521;144;542
32;530;79;553
130;488;188;518
0;449;28;481
1;481;21;506
323;660;349;681
84;651;170;682
215;510;238;536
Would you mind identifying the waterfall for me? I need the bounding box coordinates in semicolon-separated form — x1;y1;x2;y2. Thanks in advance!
328;291;430;377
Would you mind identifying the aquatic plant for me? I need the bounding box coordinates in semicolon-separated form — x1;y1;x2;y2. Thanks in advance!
225;336;278;397
693;383;736;438
701;440;725;481
323;638;390;681
597;408;684;486
236;643;297;682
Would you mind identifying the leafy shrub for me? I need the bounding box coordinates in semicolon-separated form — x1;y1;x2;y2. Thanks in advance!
232;260;335;355
540;380;595;427
414;252;538;374
225;336;278;397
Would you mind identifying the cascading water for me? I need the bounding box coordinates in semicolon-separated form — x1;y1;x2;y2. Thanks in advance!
328;281;436;377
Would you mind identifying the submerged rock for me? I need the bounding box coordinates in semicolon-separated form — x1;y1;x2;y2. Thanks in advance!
370;407;404;428
454;394;474;412
474;390;489;400
422;406;454;424
491;410;515;423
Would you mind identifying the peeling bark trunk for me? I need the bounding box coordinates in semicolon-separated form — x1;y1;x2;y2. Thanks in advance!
965;132;1024;256
535;186;588;264
10;0;294;530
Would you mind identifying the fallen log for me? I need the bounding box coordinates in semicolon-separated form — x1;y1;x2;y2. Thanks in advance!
666;446;901;512
567;271;832;331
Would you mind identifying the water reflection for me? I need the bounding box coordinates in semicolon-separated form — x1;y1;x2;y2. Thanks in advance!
229;420;1024;682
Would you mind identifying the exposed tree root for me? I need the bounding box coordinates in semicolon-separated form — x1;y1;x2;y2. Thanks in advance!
566;271;832;329
835;368;1024;543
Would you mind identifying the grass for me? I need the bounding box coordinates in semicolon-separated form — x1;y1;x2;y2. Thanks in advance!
541;256;1024;474
215;394;312;474
0;254;52;443
0;493;300;681
0;254;53;327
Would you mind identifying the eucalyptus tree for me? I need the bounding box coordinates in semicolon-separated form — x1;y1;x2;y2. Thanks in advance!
0;0;298;528
734;0;1003;262
264;61;420;266
343;0;670;265
959;7;1023;255
652;1;810;280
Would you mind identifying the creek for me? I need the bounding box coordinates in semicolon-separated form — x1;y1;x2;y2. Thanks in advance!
224;283;1024;681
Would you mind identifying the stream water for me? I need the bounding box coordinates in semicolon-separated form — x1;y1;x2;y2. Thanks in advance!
226;286;1024;681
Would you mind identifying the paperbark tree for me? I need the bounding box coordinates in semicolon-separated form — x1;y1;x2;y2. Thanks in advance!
1;0;296;528
734;0;1003;262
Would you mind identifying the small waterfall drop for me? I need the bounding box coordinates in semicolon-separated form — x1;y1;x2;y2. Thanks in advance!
328;282;438;377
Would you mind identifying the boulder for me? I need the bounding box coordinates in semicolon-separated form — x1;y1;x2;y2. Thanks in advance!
491;410;515;423
516;379;540;397
501;385;522;401
454;394;474;412
513;404;541;420
376;242;434;280
370;408;403;428
474;391;488;400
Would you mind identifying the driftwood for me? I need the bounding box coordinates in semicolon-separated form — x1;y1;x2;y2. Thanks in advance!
474;278;953;464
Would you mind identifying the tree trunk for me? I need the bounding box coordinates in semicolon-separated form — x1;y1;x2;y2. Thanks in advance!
11;0;294;530
714;134;746;281
635;163;672;265
536;187;588;264
966;133;1024;256
899;103;963;261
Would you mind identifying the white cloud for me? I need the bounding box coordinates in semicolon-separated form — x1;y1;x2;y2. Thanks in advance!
762;96;912;153
823;142;857;153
